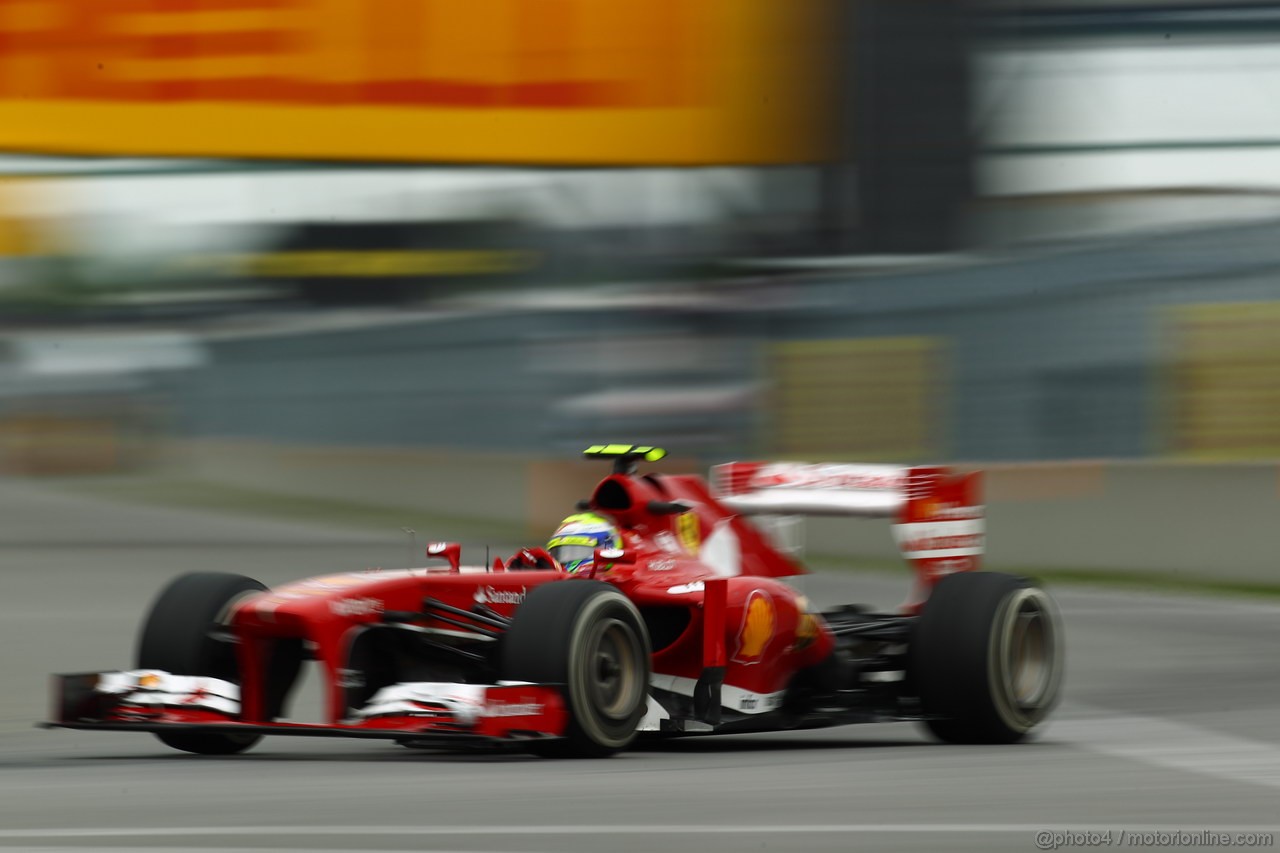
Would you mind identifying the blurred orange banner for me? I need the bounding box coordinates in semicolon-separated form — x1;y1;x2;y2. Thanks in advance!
0;0;835;165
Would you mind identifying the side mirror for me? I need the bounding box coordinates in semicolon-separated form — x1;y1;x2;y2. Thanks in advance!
425;542;462;573
588;547;635;577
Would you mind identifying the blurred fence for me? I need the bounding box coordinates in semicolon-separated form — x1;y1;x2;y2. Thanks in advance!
148;217;1280;464
11;217;1280;578
157;306;759;459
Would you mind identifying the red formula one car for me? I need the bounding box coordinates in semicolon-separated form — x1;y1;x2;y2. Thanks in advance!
45;445;1063;757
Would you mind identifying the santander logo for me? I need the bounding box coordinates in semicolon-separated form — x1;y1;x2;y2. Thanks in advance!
474;586;527;606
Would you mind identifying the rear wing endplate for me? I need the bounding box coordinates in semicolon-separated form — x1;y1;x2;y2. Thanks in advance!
712;462;984;609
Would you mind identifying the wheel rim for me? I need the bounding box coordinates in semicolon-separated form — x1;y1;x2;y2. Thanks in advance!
581;617;644;722
1009;602;1049;705
991;587;1061;731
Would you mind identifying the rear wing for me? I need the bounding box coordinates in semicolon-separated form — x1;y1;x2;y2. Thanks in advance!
712;462;983;609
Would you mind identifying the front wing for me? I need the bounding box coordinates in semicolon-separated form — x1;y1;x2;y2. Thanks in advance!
42;670;568;745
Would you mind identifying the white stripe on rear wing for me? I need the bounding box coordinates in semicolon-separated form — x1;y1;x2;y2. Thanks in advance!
712;462;909;518
712;461;985;612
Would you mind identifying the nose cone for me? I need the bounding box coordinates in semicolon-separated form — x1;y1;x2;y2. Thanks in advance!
234;570;404;632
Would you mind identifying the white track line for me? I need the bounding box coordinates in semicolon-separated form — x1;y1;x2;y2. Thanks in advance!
0;845;524;850
0;826;1278;839
1051;709;1280;791
0;845;529;850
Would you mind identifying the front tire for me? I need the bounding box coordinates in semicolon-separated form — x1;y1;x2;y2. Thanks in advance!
911;572;1063;744
500;581;651;757
136;572;270;755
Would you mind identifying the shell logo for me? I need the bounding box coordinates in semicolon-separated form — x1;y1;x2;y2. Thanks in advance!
732;589;775;665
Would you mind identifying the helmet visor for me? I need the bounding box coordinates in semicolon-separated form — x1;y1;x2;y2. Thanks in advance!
548;543;596;567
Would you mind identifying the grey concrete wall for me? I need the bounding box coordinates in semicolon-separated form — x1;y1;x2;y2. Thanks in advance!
166;440;1280;586
173;439;534;528
808;461;1280;585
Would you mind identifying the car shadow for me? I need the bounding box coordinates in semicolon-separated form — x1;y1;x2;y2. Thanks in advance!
37;745;536;765
632;733;930;753
30;722;1080;766
35;734;927;766
29;733;1076;767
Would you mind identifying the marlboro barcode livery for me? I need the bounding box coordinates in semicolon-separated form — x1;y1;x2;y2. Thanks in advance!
44;446;1062;757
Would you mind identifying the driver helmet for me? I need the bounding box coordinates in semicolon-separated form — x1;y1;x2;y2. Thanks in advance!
546;512;621;574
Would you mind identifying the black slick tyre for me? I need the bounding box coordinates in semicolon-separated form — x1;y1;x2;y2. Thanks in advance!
136;572;271;755
911;571;1063;744
500;580;651;757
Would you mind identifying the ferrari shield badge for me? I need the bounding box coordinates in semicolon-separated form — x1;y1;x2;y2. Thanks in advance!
676;511;700;555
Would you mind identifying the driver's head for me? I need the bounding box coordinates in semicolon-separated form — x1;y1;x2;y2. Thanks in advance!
546;512;620;574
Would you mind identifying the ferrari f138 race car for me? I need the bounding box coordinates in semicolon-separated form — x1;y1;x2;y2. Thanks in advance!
44;445;1063;757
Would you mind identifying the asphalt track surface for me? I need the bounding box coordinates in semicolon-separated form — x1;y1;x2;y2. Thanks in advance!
2;479;1279;853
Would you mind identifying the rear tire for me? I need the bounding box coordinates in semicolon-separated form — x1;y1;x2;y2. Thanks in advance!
500;581;651;757
911;572;1063;744
136;572;275;755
